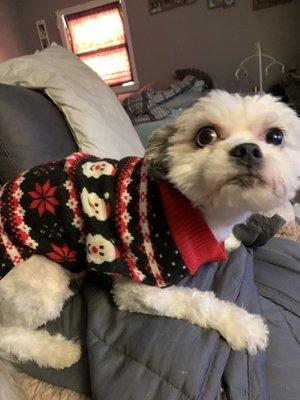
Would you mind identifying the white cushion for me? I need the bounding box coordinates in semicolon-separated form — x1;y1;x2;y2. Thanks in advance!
0;44;144;159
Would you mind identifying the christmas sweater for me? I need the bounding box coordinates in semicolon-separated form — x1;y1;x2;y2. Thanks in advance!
0;152;226;287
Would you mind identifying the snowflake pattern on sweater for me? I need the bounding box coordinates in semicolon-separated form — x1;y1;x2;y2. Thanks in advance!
0;152;226;287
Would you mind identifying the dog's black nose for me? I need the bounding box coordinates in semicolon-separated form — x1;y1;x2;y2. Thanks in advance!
229;143;263;168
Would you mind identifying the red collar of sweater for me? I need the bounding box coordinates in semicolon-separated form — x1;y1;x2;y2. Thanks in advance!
158;181;227;275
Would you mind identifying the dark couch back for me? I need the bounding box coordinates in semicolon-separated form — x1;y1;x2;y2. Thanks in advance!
0;84;78;184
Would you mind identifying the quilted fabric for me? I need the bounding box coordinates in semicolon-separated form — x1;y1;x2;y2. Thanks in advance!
18;238;300;400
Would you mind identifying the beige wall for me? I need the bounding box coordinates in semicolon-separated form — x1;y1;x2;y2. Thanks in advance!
6;0;300;91
125;0;300;91
0;0;25;61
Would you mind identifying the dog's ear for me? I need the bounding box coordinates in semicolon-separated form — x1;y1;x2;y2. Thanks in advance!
145;124;176;179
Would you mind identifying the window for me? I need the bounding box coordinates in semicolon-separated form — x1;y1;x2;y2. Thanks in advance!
56;0;139;93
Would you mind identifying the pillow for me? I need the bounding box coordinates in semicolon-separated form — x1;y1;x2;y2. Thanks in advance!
0;44;144;159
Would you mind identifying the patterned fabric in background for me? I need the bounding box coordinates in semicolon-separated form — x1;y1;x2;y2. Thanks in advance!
122;75;197;124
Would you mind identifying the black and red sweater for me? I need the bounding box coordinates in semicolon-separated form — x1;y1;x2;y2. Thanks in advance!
0;152;226;287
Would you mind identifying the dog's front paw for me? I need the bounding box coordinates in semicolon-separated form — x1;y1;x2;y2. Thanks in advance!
112;277;157;314
34;334;81;369
217;306;269;355
224;234;241;252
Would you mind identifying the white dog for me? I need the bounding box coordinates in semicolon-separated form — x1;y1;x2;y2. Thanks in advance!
0;91;300;399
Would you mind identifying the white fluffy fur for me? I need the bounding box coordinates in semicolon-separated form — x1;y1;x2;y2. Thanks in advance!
112;277;268;355
0;358;20;400
167;91;300;240
1;91;300;399
0;255;80;388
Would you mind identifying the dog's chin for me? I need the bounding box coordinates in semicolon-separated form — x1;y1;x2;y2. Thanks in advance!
225;173;266;189
213;174;287;214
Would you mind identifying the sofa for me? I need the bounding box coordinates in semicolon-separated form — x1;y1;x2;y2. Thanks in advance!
0;48;300;400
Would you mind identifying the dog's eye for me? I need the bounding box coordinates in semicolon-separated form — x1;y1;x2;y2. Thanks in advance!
196;127;217;148
265;128;284;146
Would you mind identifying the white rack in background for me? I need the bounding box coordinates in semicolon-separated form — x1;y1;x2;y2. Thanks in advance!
235;42;285;93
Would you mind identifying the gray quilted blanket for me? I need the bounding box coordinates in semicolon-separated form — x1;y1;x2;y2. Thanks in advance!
19;237;300;400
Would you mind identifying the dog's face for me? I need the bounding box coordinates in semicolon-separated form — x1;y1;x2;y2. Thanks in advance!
145;91;300;220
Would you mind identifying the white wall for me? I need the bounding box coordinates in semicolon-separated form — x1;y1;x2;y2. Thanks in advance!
0;0;25;62
125;0;300;91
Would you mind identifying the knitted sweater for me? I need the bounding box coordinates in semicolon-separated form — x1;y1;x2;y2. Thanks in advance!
0;152;226;287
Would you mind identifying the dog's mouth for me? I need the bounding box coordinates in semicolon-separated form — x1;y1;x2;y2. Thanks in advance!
226;172;266;188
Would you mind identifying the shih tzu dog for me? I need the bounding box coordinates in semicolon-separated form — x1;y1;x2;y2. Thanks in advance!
0;90;300;399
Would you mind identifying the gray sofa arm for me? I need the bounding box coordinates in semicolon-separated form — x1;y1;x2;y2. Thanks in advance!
0;83;78;183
